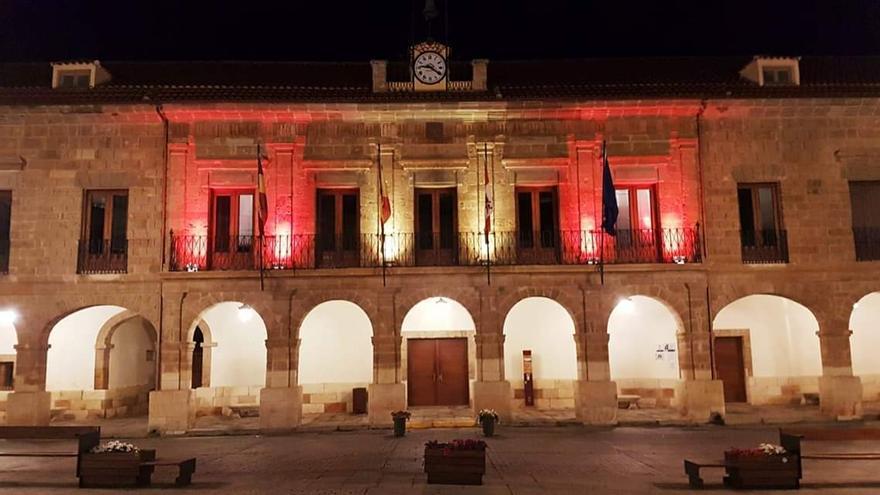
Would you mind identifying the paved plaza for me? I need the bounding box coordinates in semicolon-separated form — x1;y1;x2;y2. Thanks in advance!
1;424;880;494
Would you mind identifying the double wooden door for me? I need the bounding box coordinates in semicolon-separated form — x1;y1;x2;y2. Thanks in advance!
715;337;747;403
407;338;469;406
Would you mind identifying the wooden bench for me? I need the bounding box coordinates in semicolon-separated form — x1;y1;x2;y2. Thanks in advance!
139;457;197;486
0;426;100;479
781;427;880;481
617;394;641;409
683;459;726;489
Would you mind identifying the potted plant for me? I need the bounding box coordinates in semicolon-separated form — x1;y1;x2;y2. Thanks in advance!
723;443;799;489
79;440;155;488
424;439;487;485
477;409;499;437
391;410;411;437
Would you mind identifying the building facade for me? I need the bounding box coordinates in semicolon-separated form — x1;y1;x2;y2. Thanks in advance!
0;52;877;432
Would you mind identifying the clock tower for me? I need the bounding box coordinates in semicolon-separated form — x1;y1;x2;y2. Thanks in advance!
411;40;449;92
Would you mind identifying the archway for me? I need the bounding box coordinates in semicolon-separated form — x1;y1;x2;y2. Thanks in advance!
298;300;373;415
713;294;822;405
503;297;577;410
608;296;683;409
850;292;880;400
188;301;267;418
0;313;17;424
46;306;156;420
401;297;476;407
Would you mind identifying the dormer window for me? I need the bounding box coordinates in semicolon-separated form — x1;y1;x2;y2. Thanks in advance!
740;56;800;87
50;60;111;89
762;66;794;85
58;70;91;89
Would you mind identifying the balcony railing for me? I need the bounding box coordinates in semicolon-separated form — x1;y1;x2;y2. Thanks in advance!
77;239;128;274
740;229;788;264
169;227;701;272
853;227;880;261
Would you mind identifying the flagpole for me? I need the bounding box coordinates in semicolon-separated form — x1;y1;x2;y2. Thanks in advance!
378;143;387;287
600;141;606;286
257;143;265;291
484;143;491;286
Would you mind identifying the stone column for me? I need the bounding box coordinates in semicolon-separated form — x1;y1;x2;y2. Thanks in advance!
149;338;196;434
259;337;302;430
6;343;51;426
818;330;863;420
679;287;725;422
472;332;511;422
575;331;617;425
368;334;405;426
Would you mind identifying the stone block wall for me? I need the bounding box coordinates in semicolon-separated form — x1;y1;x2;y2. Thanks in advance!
49;385;151;420
192;386;262;417
509;379;576;410
301;382;369;414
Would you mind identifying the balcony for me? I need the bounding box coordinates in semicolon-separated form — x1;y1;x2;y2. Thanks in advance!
169;227;701;272
740;229;789;264
853;227;880;261
77;239;128;274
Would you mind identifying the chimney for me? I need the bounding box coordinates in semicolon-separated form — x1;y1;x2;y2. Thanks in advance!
370;60;387;92
472;59;488;91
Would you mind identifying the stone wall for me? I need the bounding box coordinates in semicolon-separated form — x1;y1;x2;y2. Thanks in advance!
50;385;151;420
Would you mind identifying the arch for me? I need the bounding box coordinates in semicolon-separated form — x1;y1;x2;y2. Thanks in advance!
396;288;480;334
93;310;157;391
849;292;880;399
496;288;581;335
713;294;822;405
503;296;578;410
190;301;268;388
608;295;682;380
46;305;129;391
293;290;380;340
298;300;373;384
400;296;477;407
0;318;17;389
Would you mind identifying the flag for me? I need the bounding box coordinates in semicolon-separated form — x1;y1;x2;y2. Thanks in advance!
256;144;269;237
601;142;618;236
483;145;493;239
380;181;391;225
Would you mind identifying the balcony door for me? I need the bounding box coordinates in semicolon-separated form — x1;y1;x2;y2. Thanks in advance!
210;190;255;270
737;183;786;263
415;188;457;266
614;186;660;262
515;187;558;264
80;190;128;273
316;188;359;268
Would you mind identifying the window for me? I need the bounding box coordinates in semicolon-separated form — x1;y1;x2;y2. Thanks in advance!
58;70;91;88
515;186;558;263
79;190;128;273
425;122;445;143
316;189;360;267
415;188;457;265
762;67;794;85
0;191;9;274
210;190;255;269
613;186;661;262
737;183;787;263
0;362;12;390
849;181;880;261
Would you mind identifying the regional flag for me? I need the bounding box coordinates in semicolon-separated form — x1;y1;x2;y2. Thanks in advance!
601;141;618;235
484;147;493;238
257;144;269;237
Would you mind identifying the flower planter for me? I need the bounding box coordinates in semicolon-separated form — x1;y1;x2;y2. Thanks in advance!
480;418;496;437
78;449;156;488
723;452;800;489
393;417;407;437
424;445;486;485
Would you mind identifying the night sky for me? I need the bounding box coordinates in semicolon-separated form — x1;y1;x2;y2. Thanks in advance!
1;0;879;63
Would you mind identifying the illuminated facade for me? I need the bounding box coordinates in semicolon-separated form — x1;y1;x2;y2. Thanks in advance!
0;53;877;431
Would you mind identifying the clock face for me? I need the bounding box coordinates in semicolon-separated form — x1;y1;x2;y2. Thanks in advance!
413;51;447;85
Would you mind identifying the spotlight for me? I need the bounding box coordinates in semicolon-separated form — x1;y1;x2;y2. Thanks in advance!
237;303;256;322
435;297;448;305
616;298;635;314
0;309;16;325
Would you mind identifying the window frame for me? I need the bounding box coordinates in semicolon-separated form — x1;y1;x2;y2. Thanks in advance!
736;182;784;235
81;189;129;254
209;189;256;254
0;191;9;274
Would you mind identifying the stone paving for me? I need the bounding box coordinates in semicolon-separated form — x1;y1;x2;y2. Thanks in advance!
3;425;880;493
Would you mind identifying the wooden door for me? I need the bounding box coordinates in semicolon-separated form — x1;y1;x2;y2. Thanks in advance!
407;338;469;406
715;337;747;403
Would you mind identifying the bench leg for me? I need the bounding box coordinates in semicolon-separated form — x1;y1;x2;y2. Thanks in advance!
684;462;704;489
138;465;155;486
175;459;196;486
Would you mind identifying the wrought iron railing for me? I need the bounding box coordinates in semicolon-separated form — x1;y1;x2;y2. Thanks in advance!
169;227;701;272
740;229;789;264
77;239;128;274
853;227;880;261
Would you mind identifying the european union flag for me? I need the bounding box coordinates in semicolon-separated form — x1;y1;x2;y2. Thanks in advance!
601;141;619;235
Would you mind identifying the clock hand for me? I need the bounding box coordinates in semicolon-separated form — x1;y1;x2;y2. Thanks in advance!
416;64;442;75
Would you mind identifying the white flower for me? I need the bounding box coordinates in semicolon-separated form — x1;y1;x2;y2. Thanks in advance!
90;440;140;454
758;443;786;455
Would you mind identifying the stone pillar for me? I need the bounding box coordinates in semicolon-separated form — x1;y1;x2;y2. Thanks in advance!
7;343;51;426
260;386;302;431
158;340;182;390
575;332;618;425
369;333;405;426
265;338;294;388
472;332;511;421
680;380;725;422
148;389;194;435
818;331;863;419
